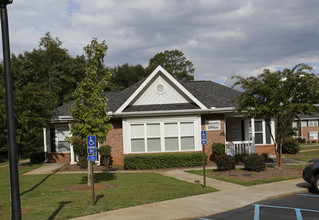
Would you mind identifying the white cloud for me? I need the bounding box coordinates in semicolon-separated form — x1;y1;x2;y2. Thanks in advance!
1;0;319;84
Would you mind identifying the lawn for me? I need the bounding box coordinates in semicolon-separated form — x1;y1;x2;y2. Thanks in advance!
0;165;216;220
284;149;319;162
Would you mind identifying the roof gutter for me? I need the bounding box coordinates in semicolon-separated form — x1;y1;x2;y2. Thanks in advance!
51;107;236;120
108;107;236;118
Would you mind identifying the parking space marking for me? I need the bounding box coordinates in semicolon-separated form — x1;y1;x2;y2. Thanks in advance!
253;204;319;220
299;193;319;198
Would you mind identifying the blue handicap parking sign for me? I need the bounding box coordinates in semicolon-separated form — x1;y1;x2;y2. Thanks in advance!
87;135;96;148
88;154;97;161
201;131;207;145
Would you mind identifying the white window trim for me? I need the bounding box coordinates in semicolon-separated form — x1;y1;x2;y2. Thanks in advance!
123;115;201;154
253;119;274;145
308;120;319;127
55;128;71;153
309;132;319;140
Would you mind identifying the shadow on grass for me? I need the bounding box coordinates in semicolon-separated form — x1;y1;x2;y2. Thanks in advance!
20;173;53;196
80;173;116;184
96;194;104;204
47;201;72;220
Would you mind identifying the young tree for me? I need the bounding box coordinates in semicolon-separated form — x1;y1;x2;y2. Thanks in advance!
233;63;319;168
147;50;195;81
68;38;111;185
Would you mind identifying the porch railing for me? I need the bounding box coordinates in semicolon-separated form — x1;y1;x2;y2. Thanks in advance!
231;141;255;155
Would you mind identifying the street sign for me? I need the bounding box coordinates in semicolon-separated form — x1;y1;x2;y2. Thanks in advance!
201;131;207;145
88;155;97;161
87;148;97;154
87;135;96;147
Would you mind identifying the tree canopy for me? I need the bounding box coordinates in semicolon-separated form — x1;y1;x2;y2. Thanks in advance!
68;38;111;157
233;63;319;168
147;50;195;81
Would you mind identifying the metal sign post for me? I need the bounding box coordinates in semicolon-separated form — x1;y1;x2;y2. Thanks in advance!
201;131;207;188
87;135;97;205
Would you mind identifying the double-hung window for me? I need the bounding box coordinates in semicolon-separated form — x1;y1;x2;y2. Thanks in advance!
57;129;70;152
309;132;319;140
308;120;319;127
252;120;272;145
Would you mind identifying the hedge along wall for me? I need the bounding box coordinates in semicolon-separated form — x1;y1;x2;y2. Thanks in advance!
124;152;208;169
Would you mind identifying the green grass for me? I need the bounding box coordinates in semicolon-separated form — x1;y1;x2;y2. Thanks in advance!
186;169;300;187
284;149;319;162
0;165;216;220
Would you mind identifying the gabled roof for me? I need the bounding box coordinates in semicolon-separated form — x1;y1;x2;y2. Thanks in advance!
52;66;241;118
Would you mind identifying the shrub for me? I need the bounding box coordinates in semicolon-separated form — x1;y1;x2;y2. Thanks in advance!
243;154;266;172
282;137;300;154
261;153;274;163
29;151;45;164
215;154;236;171
312;140;317;143
73;143;87;158
211;143;225;161
99;145;111;167
78;157;88;169
124;152;207;169
234;153;247;164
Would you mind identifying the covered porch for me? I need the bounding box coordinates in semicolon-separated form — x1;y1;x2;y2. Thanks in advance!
224;115;275;155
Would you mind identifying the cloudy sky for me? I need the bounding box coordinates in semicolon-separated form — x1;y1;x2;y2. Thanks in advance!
3;0;319;86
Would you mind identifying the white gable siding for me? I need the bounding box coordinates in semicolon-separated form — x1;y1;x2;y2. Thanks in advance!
133;75;189;105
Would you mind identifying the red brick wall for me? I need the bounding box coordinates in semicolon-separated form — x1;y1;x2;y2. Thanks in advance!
101;118;124;166
46;153;70;163
201;114;226;157
255;144;275;155
302;126;319;142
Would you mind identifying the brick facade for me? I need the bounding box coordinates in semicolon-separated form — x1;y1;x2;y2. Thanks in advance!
201;114;226;158
255;144;275;155
101;118;124;166
302;126;319;142
46;153;70;163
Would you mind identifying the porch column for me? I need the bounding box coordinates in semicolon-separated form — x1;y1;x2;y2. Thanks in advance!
43;127;47;153
68;122;75;165
251;118;255;153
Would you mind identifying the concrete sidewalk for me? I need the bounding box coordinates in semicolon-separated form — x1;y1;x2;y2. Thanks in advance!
23;162;67;175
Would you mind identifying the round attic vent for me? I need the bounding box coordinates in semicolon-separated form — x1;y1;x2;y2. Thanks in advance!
156;83;165;94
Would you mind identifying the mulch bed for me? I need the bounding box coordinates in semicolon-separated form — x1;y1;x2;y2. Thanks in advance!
212;167;302;181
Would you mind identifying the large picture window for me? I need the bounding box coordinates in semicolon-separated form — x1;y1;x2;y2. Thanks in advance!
125;116;200;154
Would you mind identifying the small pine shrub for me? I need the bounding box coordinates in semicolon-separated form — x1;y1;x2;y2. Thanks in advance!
234;153;247;164
243;154;266;172
261;153;274;163
29;151;45;164
211;143;225;161
78;157;88;169
282;137;300;154
215;154;236;171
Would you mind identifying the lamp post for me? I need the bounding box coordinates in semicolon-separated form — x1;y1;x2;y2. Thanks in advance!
0;1;22;219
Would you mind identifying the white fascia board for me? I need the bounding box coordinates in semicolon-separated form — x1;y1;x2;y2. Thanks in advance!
110;107;235;118
115;65;207;113
58;116;73;120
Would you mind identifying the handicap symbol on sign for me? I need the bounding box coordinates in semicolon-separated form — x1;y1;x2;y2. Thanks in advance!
201;131;207;139
87;135;96;147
